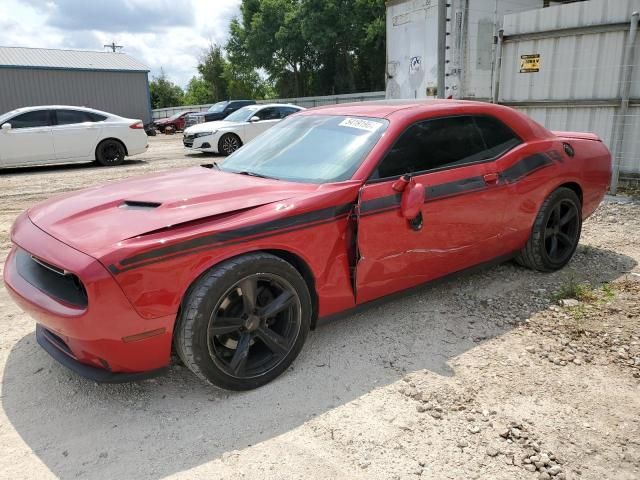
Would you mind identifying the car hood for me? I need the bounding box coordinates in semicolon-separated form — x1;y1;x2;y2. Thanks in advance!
28;166;318;258
185;120;239;134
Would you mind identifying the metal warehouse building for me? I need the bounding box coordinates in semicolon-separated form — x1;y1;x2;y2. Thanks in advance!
0;46;151;123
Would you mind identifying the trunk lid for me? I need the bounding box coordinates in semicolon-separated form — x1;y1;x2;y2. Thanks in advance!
552;131;602;141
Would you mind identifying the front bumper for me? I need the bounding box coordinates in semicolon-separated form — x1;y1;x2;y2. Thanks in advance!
3;213;174;379
183;134;217;152
36;325;167;382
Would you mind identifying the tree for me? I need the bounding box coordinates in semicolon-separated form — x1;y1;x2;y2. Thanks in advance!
229;0;315;97
197;44;229;102
148;69;184;108
183;76;214;105
225;18;272;99
227;0;386;98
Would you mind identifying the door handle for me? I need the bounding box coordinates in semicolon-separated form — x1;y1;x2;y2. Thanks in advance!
483;172;500;185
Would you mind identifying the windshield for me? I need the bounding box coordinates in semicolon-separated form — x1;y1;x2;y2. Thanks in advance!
0;108;23;123
168;111;187;120
224;105;261;123
207;101;229;113
220;115;389;183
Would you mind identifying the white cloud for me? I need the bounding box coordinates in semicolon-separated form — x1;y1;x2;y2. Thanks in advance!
0;0;241;87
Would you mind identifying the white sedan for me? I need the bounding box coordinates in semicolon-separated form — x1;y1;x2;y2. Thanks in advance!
183;103;304;155
0;105;148;168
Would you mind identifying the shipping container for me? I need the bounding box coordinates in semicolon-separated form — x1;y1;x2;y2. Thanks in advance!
385;0;541;100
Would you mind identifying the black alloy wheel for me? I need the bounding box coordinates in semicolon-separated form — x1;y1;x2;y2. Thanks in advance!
207;273;302;379
174;253;312;390
515;187;582;272
219;133;241;156
543;199;580;264
96;140;125;166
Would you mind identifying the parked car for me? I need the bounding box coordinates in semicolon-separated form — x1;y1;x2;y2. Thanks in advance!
4;100;611;390
153;111;196;133
184;100;256;128
0;106;148;168
183;104;304;155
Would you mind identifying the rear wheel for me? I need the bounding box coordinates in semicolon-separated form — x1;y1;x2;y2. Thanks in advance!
96;139;126;166
515;187;582;272
218;133;242;156
174;253;312;390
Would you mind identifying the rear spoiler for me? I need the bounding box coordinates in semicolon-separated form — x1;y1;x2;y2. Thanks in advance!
552;131;602;141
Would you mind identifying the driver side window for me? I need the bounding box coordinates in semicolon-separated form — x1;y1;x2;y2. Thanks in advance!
373;115;520;179
8;110;53;129
254;108;279;121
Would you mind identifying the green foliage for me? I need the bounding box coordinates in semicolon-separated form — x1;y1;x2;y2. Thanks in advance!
149;69;184;108
553;279;598;303
183;76;214;105
227;0;386;98
601;282;615;300
197;44;229;102
151;0;386;109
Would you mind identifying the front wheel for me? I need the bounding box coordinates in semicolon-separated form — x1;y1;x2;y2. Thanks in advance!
96;139;126;166
515;187;582;272
218;133;242;156
174;253;312;390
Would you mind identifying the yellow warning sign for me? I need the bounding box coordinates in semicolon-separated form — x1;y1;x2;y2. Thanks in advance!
520;54;540;73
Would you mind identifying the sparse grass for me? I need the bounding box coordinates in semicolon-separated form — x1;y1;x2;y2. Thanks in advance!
555;280;620;335
618;184;640;199
552;277;598;303
578;244;596;257
601;282;615;300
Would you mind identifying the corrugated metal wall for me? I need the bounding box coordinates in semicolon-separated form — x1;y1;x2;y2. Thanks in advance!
497;0;640;176
0;68;151;123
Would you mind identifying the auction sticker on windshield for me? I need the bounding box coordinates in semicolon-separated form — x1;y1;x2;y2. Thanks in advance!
338;117;382;132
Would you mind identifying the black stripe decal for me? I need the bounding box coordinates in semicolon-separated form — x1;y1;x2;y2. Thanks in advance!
360;193;401;213
110;215;348;275
113;203;352;270
426;175;486;199
501;153;553;184
108;153;553;274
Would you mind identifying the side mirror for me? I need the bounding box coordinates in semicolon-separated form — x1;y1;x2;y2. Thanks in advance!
250;116;260;122
393;175;425;230
1;123;12;131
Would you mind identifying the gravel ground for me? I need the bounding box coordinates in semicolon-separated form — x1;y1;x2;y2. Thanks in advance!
0;136;639;480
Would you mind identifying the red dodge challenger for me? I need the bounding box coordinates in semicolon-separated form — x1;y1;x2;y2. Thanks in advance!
4;101;611;390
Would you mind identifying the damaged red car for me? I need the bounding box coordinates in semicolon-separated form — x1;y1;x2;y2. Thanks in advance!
4;101;611;390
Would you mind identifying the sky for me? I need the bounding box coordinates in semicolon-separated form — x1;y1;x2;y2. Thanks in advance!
0;0;242;87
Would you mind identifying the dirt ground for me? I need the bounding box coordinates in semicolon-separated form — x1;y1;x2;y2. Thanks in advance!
0;135;639;480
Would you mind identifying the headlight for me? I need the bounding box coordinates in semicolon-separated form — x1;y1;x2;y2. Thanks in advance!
194;131;214;138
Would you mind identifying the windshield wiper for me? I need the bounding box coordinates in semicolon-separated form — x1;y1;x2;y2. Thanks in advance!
235;170;277;180
201;162;221;170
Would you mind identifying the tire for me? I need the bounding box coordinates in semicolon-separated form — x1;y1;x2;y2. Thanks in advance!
96;139;126;166
218;133;242;156
515;187;582;272
174;253;312;390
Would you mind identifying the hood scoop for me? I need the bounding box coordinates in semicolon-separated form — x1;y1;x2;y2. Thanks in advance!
120;200;162;210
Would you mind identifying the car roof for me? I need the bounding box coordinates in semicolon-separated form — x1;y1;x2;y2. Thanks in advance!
3;105;113;116
254;103;304;109
298;99;509;119
296;99;549;141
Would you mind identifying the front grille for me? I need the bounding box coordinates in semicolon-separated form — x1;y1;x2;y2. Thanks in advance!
16;249;88;308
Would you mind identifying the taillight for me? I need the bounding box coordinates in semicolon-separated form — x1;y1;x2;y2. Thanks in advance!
129;121;144;129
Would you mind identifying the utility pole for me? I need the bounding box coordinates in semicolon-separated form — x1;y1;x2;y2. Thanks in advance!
436;0;447;98
104;42;123;53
